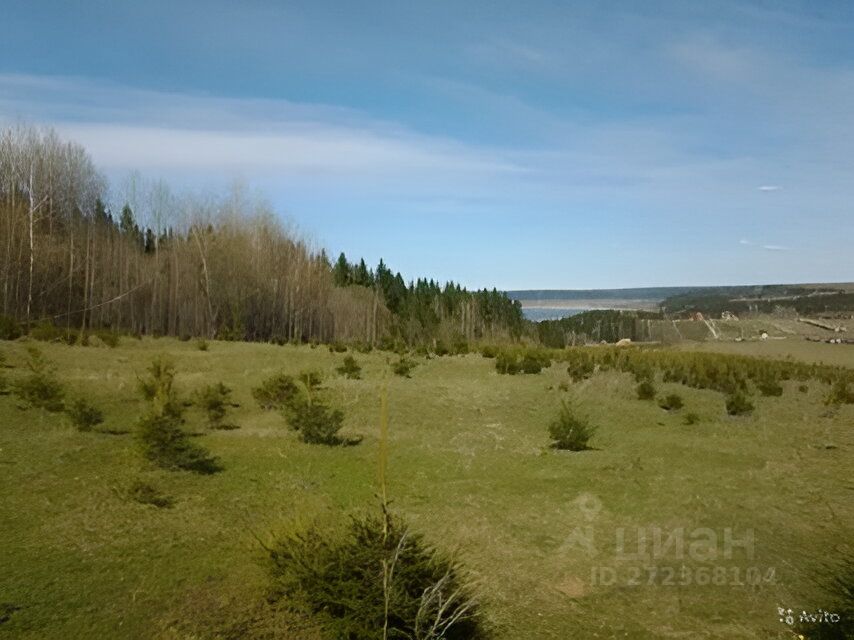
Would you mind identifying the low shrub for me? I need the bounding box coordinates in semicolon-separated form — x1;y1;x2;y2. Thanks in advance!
392;357;417;378
495;351;520;375
725;391;754;416
268;508;486;640
286;397;345;445
328;342;348;353
636;380;656;400
298;370;324;391
433;341;450;357
336;355;362;379
194;382;239;430
0;315;22;340
13;346;65;411
196;338;209;351
682;412;700;425
658;393;684;411
253;373;300;410
480;345;499;358
29;321;77;345
798;384;809;393
138;408;221;473
756;378;783;397
548;401;596;451
127;479;174;508
94;330;120;348
137;358;221;473
566;360;594;382
66;397;104;431
825;378;854;406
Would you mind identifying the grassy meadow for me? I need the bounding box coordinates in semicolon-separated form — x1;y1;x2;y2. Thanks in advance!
1;337;852;639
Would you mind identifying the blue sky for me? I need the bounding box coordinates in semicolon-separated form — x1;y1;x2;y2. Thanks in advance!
2;0;853;289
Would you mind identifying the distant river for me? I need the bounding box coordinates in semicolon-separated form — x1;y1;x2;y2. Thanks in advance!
522;307;587;321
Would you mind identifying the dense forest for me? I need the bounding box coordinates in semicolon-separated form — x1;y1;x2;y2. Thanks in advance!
0;125;524;347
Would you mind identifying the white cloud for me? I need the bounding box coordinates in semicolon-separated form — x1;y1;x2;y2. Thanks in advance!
739;238;753;245
758;185;781;191
762;244;789;251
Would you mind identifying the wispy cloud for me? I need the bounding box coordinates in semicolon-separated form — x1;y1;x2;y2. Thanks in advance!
762;244;789;251
758;185;781;191
739;238;753;245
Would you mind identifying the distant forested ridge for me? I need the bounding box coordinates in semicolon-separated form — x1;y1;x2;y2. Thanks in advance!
536;309;664;347
507;287;700;302
660;285;854;318
0;125;523;346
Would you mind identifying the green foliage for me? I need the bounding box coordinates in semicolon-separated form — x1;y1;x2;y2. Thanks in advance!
682;412;700;425
495;351;520;375
825;378;854;406
13;346;65;411
548;401;596;451
798;384;809;393
636;380;656;400
253;373;300;410
137;408;221;474
29;321;77;345
756;377;783;397
336;355;362;379
479;345;499;358
268;509;486;640
94;330;120;348
194;382;239;430
196;338;209;351
298;370;324;391
658;393;684;411
66;397;104;431
0;315;22;340
495;349;549;375
328;342;348;353
286;396;346;445
127;479;174;509
392;357;418;378
725;392;754;416
137;358;221;473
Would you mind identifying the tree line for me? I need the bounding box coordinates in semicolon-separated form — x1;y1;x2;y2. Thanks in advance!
0;125;524;346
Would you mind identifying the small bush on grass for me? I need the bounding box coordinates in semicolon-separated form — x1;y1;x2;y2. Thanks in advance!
194;382;239;430
658;393;684;411
94;330;120;348
298;370;324;391
336;355;362;379
268;508;486;640
756;377;783;397
682;412;700;425
138;409;222;473
480;344;498;358
495;351;520;375
66;397;104;431
548;401;596;451
196;338;209;351
392;357;417;378
520;354;545;374
567;360;594;382
798;384;809;393
285;396;346;445
137;358;221;474
726;391;754;416
328;342;348;353
127;479;174;508
253;373;300;410
0;352;9;395
825;378;854;405
636;380;656;400
13;346;65;411
0;315;22;340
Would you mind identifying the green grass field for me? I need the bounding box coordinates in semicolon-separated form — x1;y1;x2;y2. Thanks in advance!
1;338;852;639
